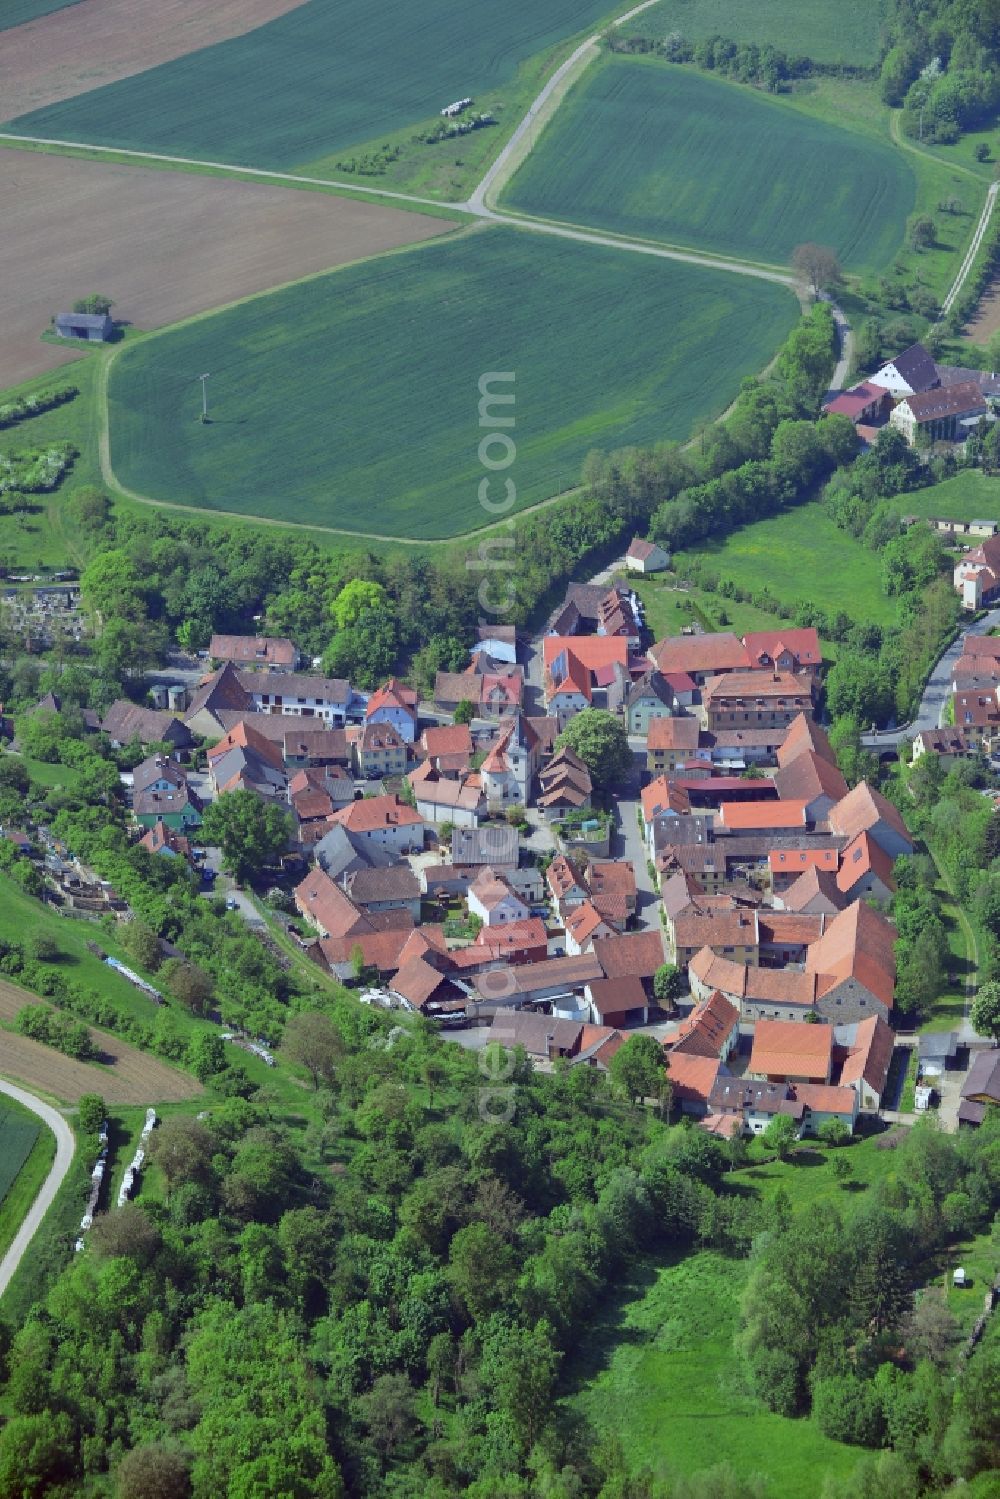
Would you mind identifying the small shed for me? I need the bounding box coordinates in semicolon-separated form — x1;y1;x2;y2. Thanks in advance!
626;537;670;574
54;311;114;342
918;1031;959;1077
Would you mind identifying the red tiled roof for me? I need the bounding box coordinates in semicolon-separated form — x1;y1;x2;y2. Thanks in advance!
717;800;809;831
665;1051;721;1105
649;633;751;675
647;716;701;751
839;1015;895;1094
805;900;896;1010
669;989;739;1058
777;713;837;769
332;796;423;834
829;782;911;847
750;1018;832;1081
836;830;897;895
742;628;822;666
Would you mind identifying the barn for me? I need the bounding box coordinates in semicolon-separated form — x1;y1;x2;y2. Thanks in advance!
54;311;114;342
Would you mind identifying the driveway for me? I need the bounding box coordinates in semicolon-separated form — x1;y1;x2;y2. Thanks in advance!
0;1080;75;1300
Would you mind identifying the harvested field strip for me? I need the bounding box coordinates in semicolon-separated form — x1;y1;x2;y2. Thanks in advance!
503;57;914;271
0;0;307;120
620;0;885;66
1;0;80;30
0;979;202;1104
0;150;454;386
5;0;616;169
106;225;798;539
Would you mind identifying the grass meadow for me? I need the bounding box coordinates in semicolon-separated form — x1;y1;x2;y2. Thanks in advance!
4;0;616;171
106;226;798;539
565;1130;917;1496
503;58;914;270
628;573;839;658
882;470;1000;525
0;1097;53;1263
565;1251;858;1497
675;500;899;627
620;0;886;66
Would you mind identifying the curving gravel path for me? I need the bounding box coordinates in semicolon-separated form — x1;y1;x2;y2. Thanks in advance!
0;1079;74;1300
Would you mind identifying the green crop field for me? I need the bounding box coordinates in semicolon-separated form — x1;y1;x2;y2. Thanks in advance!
0;1101;41;1205
5;0;616;169
504;57;914;271
566;1251;857;1497
105;227;798;539
1;0;80;29
676;500;899;627
620;0;886;66
883;470;1000;525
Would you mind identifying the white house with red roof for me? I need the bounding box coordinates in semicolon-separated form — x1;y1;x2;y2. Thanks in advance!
365;678;418;744
626;537;670;574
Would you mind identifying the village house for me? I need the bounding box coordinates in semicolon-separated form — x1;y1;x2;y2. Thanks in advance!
954;534;1000;610
343;865;421;921
625;537;670;574
366;678;419;744
542;636;631;725
452;824;519;870
420;724;473;775
330;795;425;854
771;748;848;820
646;714;704;774
871;342;940;398
408;762;483;826
701;670;815;731
769;847;840;895
536;746;592;817
776;865;848;916
282;727;351;769
911;727;980;766
353;721;408;780
584;975;649;1028
838;1015;895;1113
668;988;740;1063
565;900;616;954
626;671;675;734
890;381;988;446
467;867;530;927
741;627;822;681
101;701;192;752
134;782;202;831
240;668;352;727
958;1049;1000;1126
208;634;298;671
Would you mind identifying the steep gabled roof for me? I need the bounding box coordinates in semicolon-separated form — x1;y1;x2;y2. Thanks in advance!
805;900;896;1009
777;713;837;769
185;662;253;721
839;1015;894;1094
669;989;740;1058
829;781;911;848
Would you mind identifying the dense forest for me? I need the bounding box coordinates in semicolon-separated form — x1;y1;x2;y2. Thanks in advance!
0;992;997;1497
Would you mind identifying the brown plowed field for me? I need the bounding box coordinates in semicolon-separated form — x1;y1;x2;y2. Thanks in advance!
0;151;453;384
1;0;308;119
0;978;202;1103
962;272;1000;344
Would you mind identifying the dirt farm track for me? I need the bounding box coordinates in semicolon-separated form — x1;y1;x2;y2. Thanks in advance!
0;979;202;1104
0;151;452;385
0;0;306;120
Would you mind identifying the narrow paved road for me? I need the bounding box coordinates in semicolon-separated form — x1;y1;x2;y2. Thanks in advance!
863;605;1000;747
0;1080;74;1299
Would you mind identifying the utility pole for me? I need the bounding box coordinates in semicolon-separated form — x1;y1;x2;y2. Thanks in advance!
198;372;211;422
